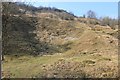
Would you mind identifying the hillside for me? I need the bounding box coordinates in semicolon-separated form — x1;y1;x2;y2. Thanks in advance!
2;2;118;78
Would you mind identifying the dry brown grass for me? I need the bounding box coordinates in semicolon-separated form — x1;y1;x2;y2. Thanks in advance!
2;14;118;78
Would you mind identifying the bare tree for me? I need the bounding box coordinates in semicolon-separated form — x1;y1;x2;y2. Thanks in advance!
100;16;118;29
83;14;86;18
87;10;96;19
2;2;21;60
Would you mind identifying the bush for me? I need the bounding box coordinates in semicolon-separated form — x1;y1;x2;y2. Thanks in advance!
100;17;118;29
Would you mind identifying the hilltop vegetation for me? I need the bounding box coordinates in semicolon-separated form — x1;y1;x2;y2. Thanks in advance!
2;2;118;78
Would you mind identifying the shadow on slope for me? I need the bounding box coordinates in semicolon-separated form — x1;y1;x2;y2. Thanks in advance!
2;15;71;57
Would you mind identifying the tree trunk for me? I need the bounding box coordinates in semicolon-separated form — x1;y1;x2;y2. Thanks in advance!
1;54;4;61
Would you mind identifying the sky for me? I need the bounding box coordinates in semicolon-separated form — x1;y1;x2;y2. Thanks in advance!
30;2;118;19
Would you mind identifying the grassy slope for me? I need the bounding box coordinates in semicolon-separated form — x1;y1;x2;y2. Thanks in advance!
2;15;118;78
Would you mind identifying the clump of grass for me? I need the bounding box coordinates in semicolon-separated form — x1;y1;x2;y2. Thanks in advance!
82;60;96;64
99;57;111;61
